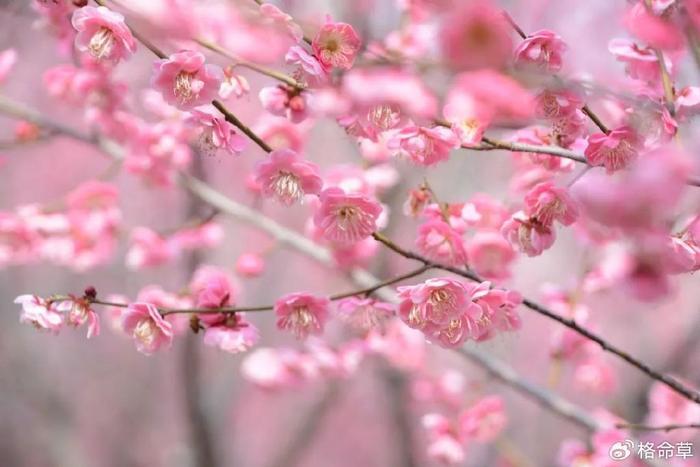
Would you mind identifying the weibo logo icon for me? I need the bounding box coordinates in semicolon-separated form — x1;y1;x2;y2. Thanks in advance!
608;440;634;461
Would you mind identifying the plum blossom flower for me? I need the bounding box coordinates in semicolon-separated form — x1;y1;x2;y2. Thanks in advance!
314;188;383;244
201;313;259;354
514;29;567;72
535;88;583;120
501;211;556;257
71;6;136;63
254;149;323;205
286;45;327;85
259;85;308;123
152;50;223;109
459;395;507;442
523;182;579;227
121;302;173;355
584;126;639;173
439;0;513;70
274;292;330;339
186;108;246;156
219;66;249;99
235;253;266;277
608;38;671;84
125;227;174;270
55;296;100;338
388;125;459;166
398;278;469;330
190;266;237;310
335;297;394;333
15;295;64;334
465;232;516;281
416;220;468;266
312;20;361;70
623;2;685;51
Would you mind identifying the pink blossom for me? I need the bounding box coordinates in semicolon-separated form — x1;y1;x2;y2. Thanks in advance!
397;278;468;330
459;395;507;442
341;67;438;122
258;3;304;43
125;121;191;186
312;21;361;70
254;149;323;205
274;292;330;339
151;50;223;109
584;126;639;173
71;6;136;63
121;302;173;355
55;297;100;338
535;88;583;120
624;2;685;51
608;38;670;83
314;187;382;244
235;253;266;277
524;182;579;227
510;127;576;172
202;314;259;354
15;295;64;334
573;147;691;233
501;211;556;257
574;357;616;394
389;125;459;166
514;29;567;72
466;232;516;281
219;67;249;99
187;108;246;156
167;222;223;253
259;85;308;123
439;0;513;70
190;266;236;310
240;347;305;389
675;86;700;119
460;194;510;231
254;116;306;152
335;297;394;333
416;220;468;266
285;46;327;85
126;227;174;270
647;380;700;441
444;70;534;129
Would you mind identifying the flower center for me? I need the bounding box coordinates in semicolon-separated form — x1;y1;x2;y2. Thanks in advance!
273;171;303;204
88;27;115;60
174;71;197;104
134;319;157;346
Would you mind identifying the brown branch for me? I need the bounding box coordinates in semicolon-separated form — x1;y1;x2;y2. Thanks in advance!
371;232;700;405
616;422;700;432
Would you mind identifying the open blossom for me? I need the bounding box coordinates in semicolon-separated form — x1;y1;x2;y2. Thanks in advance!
259;85;308;123
121;303;173;355
416;220;468;266
398;278;467;330
584;126;638;173
201;313;259;354
312;20;361;70
187;108;246;156
71;6;136;63
314;188;382;244
335;297;394;333
235;252;266;277
523;182;579;227
55;297;100;338
514;29;567;72
608;38;670;83
152;50;223;109
15;295;64;334
254;149;323;205
274;292;330;339
459;395;507;442
535;89;583;120
501;211;556;257
466;232;516;281
623;2;685;51
388;125;459;166
439;0;513;70
125;227;174;270
190;266;237;310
